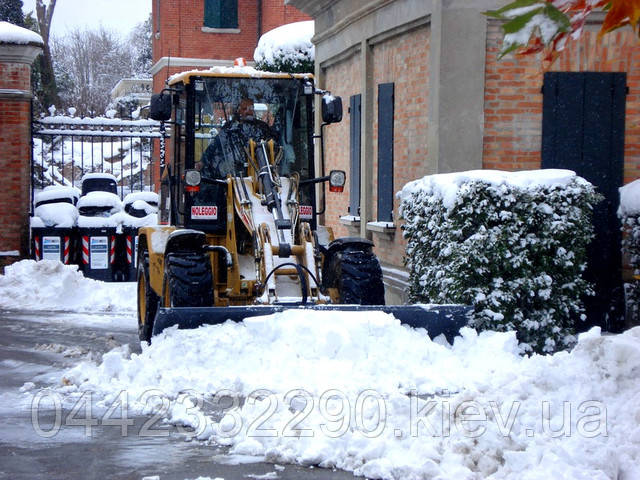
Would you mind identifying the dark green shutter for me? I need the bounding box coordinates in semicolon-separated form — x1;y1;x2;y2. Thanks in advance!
377;83;394;222
204;0;237;28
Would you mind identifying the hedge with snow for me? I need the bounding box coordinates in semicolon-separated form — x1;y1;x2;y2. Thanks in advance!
398;169;601;353
619;179;640;321
254;21;314;74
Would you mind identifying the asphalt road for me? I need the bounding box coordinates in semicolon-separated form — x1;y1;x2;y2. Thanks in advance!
0;310;357;480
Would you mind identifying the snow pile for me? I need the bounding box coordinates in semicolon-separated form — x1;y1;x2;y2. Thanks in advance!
123;191;159;208
254;21;314;73
58;312;640;479
112;211;158;228
0;260;135;312
34;185;80;207
78;192;122;210
399;169;601;353
398;169;581;210
619;179;640;217
0;21;43;45
33;203;78;228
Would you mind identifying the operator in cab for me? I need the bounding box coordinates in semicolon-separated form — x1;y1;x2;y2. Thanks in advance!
198;97;275;179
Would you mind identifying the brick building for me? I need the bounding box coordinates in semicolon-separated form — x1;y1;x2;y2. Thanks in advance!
288;0;640;305
150;0;310;93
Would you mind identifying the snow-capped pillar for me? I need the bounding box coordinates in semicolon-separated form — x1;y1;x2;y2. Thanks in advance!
0;22;43;269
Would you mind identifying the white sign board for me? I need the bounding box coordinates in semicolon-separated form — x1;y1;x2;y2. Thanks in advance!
42;236;61;261
90;236;108;270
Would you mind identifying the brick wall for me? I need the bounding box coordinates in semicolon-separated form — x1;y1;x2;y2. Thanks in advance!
0;62;33;266
322;52;361;239
483;21;640;183
369;25;430;268
321;25;430;268
152;0;310;70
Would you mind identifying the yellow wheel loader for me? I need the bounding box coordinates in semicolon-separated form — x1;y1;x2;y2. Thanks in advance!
137;70;468;342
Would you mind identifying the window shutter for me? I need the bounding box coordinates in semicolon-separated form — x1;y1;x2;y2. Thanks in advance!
349;94;361;216
204;0;221;28
377;83;394;222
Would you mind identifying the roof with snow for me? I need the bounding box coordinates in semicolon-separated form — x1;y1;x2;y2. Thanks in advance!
0;21;43;45
168;65;312;86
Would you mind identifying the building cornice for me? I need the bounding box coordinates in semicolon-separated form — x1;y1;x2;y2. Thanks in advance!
150;57;255;76
0;43;42;65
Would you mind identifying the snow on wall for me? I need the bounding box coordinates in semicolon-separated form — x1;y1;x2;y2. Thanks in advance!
254;21;314;67
0;21;43;45
398;169;584;210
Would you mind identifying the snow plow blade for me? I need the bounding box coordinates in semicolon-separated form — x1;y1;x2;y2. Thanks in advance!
152;304;471;342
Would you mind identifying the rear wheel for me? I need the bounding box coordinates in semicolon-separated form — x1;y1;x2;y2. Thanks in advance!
329;246;385;305
163;251;214;307
137;252;159;343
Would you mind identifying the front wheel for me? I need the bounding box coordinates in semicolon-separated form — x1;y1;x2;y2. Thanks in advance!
162;251;214;307
325;245;385;305
138;252;159;343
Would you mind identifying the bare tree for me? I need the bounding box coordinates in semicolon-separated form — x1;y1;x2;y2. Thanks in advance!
53;27;132;116
35;0;59;108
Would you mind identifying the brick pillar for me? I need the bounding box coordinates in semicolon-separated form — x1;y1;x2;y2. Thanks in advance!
0;24;43;269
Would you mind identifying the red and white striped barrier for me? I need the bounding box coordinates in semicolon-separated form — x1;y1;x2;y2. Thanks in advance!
63;236;70;264
34;237;41;260
126;235;133;264
82;236;89;265
110;236;116;264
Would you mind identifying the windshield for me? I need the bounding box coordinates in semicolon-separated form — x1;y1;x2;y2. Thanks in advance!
193;77;313;181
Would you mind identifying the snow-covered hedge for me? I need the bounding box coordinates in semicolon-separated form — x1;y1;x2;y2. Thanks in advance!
398;169;602;353
254;21;314;74
619;180;640;321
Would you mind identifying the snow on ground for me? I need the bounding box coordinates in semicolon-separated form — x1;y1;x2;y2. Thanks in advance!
52;309;639;480
0;260;135;313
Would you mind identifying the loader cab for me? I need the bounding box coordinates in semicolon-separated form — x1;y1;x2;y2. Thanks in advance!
157;72;320;233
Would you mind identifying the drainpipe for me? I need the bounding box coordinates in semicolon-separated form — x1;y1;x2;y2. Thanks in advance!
257;0;263;42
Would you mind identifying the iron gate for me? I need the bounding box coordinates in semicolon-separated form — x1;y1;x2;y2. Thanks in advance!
31;116;163;203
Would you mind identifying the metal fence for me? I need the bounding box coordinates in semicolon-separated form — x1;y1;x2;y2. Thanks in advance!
31;116;163;202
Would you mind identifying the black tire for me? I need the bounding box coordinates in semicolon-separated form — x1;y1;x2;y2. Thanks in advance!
137;253;159;343
163;252;214;307
330;246;385;305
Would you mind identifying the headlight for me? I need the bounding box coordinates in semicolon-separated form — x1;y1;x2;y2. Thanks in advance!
184;169;201;187
329;170;346;192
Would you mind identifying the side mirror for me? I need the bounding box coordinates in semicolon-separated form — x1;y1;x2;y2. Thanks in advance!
322;95;343;124
149;93;172;121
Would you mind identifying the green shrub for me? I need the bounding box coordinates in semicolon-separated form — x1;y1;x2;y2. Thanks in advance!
399;172;602;353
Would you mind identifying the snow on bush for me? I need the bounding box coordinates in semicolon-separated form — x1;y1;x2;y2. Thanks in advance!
0;260;135;312
254;21;314;74
618;179;640;320
398;169;602;353
54;312;640;479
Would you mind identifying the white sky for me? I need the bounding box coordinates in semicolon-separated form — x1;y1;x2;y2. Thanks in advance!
22;0;151;39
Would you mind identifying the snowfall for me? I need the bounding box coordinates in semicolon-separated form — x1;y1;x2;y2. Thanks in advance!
0;260;638;480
